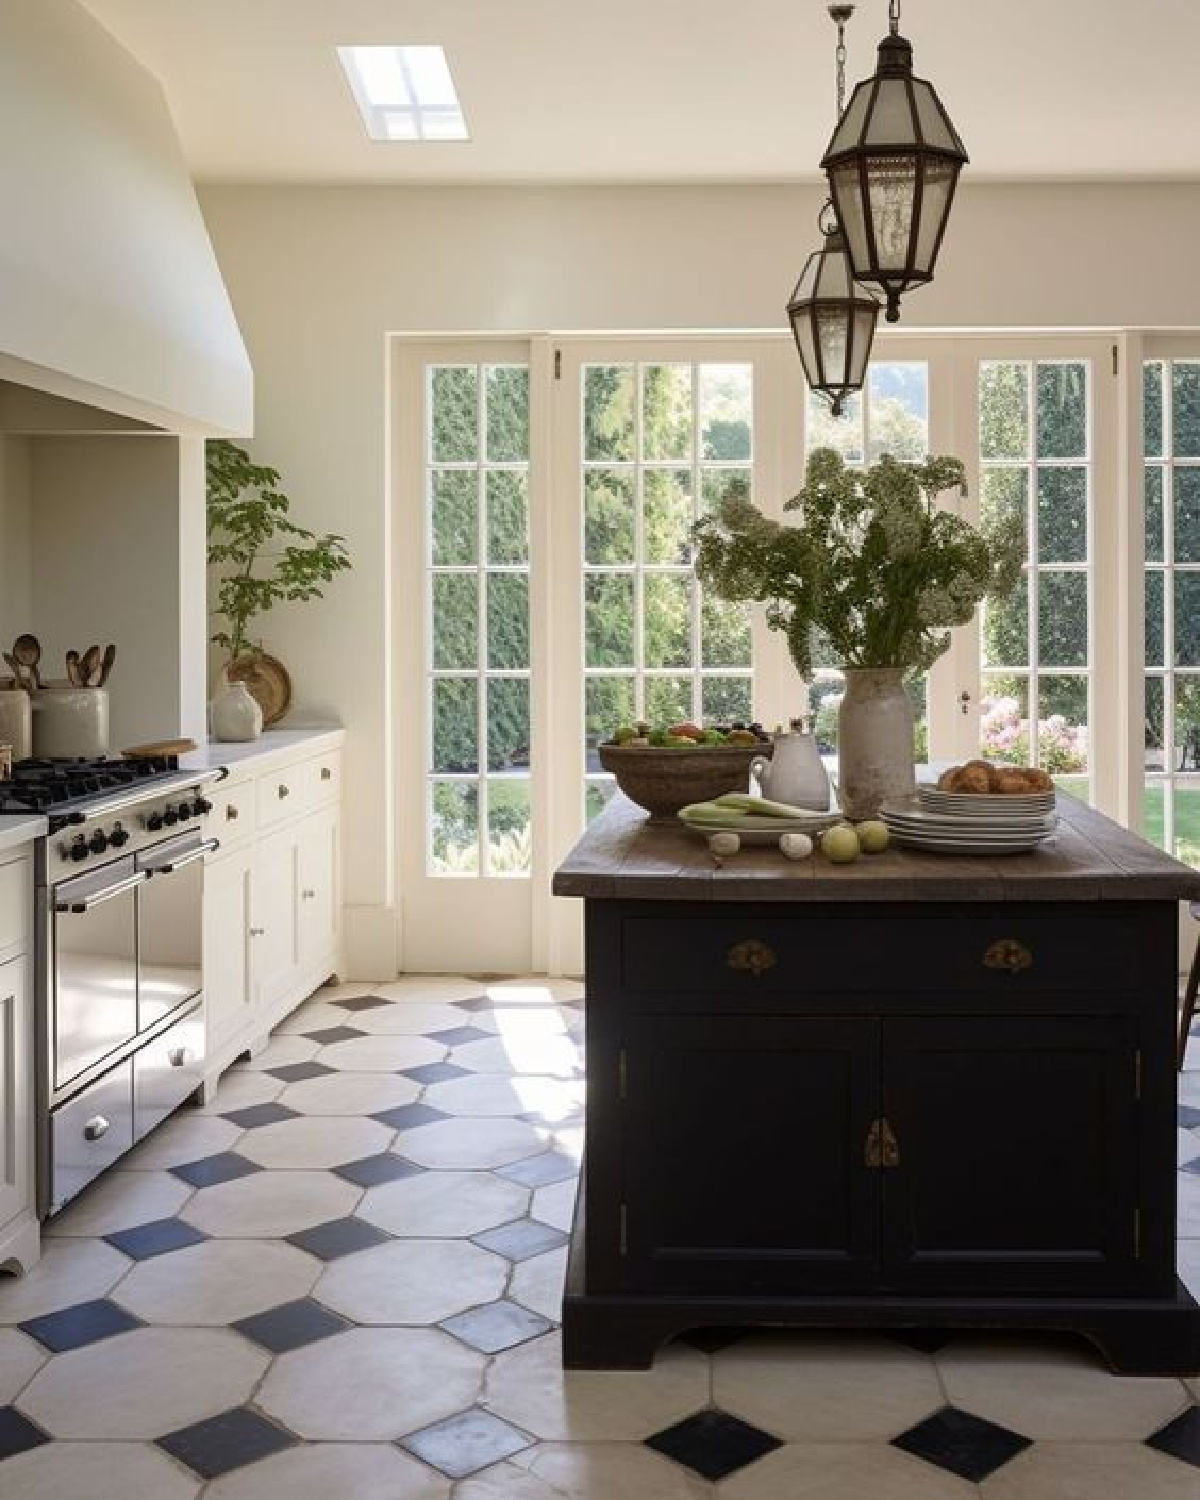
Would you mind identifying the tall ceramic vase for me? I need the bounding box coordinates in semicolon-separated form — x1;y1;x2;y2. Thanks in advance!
837;667;916;819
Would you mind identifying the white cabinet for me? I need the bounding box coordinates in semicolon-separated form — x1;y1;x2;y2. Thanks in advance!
251;827;299;1010
204;845;253;1054
297;810;339;971
0;849;37;1273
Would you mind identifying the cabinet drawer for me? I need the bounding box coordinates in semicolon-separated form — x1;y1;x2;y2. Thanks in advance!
257;767;302;828
300;750;341;808
0;854;29;955
52;1063;134;1213
621;910;1139;998
209;778;255;842
134;1004;205;1140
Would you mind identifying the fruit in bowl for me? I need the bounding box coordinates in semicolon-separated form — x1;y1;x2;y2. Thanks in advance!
597;719;772;824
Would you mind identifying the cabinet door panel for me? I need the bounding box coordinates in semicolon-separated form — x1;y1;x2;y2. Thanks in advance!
297;811;338;970
882;1014;1141;1293
251;831;298;1009
0;956;31;1230
622;1014;879;1292
204;850;253;1054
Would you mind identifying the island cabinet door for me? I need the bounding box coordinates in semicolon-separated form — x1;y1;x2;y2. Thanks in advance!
879;1015;1143;1295
620;1014;880;1292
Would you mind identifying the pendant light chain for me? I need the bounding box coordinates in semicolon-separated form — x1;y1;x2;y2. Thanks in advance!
888;0;901;35
835;14;848;116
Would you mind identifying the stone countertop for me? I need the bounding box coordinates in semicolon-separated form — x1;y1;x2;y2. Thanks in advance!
552;791;1200;903
0;814;48;854
180;725;344;778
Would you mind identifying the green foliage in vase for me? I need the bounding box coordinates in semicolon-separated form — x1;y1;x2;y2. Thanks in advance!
692;447;1025;678
206;440;351;665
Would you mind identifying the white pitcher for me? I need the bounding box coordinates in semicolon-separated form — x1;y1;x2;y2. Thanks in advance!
751;727;831;811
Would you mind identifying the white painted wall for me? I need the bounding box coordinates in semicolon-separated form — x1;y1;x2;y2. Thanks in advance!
0;1;252;435
197;180;1200;976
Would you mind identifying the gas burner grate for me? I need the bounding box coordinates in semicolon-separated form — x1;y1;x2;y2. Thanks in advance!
0;755;182;817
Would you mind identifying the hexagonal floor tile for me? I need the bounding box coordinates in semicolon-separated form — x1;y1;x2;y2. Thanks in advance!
0;1239;130;1323
257;1327;484;1440
180;1170;360;1238
397;1118;546;1170
357;1170;529;1238
349;1001;484;1036
481;1332;709;1441
982;1443;1200;1500
18;1327;268;1439
238;1115;393;1169
239;1035;320;1071
370;977;490;1004
458;1441;712;1500
277;1070;420;1116
718;1442;980;1500
0;1330;48;1401
43;1170;193;1238
0;1439;202;1500
531;1179;576;1233
203;1441;451;1500
316;1034;445;1072
198;1070;284;1115
277;1001;356;1034
424;1074;583;1121
315;1239;507;1324
113;1239;319;1324
448;1036;580;1079
124;1114;244;1170
507;1247;567;1323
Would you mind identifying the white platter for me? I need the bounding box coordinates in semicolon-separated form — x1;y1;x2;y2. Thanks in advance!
882;805;1057;835
681;812;842;843
889;830;1054;855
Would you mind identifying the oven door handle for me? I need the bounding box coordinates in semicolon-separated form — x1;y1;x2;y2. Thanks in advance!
147;838;221;876
55;870;150;913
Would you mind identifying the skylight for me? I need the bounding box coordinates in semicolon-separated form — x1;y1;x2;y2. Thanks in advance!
337;46;469;142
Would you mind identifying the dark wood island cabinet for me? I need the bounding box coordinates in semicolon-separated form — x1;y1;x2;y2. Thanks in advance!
552;793;1200;1374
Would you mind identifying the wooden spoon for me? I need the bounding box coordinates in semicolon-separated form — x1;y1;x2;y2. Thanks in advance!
2;652;27;690
79;645;102;687
65;650;82;688
12;634;43;689
97;643;117;687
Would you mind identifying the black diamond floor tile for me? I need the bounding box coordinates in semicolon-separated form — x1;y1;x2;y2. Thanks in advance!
400;1407;532;1478
453;995;493;1012
0;1407;50;1461
440;1300;553;1354
285;1215;391;1260
679;1327;749;1355
371;1101;450;1131
221;1101;300;1129
645;1408;782;1481
233;1297;350;1353
19;1297;141;1352
473;1218;568;1262
1147;1405;1200;1468
427;1025;493;1047
156;1406;297;1479
888;1328;955;1354
1179;1103;1200;1130
331;994;392;1012
304;1024;365;1045
105;1216;208;1260
170;1151;262;1188
402;1062;470;1085
334;1152;425;1187
266;1061;335;1083
891;1405;1032;1483
495;1151;578;1188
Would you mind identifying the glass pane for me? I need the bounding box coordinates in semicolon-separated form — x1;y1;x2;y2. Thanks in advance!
702;676;753;725
1143;776;1168;851
431;366;478;463
487;779;531;875
487;574;529;670
983;573;1029;668
645;676;694;727
642;364;692;461
584;471;635;565
981;466;1028;534
1145;675;1166;772
808;389;864;463
643;574;692;669
701;596;752;668
643;469;693;565
430;471;478;566
1036;363;1087;459
430;781;479;874
487;678;530;772
585;677;635;771
1175;574;1200;666
1175;468;1200;564
867;362;928;463
485;366;529;462
1176;676;1200;774
1145;465;1164;564
1037;572;1088;667
432;574;477;670
585;777;616;824
699;365;752;461
811;677;845;752
584;573;634;668
1143;361;1164;458
979;362;1028;460
980;676;1029;764
584;365;635;461
432;678;478;773
1038;675;1089;777
1037;467;1087;564
487;472;528;565
1173;363;1200;458
700;468;752;514
1145;570;1165;667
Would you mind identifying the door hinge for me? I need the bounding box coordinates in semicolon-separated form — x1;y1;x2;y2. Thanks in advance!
618;1048;628;1102
619;1202;628;1256
1112;343;1119;377
1134;1048;1142;1101
554;348;562;380
1133;1206;1141;1258
864;1117;900;1169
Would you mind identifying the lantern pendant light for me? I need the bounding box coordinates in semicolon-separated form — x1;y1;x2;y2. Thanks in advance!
820;0;968;323
787;6;880;419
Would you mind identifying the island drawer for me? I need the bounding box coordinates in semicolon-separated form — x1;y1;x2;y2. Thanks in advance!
618;909;1142;997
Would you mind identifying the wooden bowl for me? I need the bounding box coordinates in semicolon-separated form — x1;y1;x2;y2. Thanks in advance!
597;742;770;824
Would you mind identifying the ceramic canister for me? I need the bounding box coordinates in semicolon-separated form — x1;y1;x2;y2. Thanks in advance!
31;686;110;758
0;689;32;762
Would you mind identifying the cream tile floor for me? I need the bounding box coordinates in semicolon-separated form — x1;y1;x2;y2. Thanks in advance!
0;977;1196;1499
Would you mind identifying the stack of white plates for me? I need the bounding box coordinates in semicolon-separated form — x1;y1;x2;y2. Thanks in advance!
679;809;842;845
880;791;1058;855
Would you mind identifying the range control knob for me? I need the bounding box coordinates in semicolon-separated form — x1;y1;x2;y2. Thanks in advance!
88;830;109;855
147;812;164;832
194;797;213;817
177;801;192;821
163;808;178;827
69;835;88;863
109;822;129;849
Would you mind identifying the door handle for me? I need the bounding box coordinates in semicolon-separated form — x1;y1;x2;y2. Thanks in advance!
83;1115;110;1141
168;1047;191;1068
864;1118;900;1168
277;783;290;799
56;869;149;913
149;839;221;875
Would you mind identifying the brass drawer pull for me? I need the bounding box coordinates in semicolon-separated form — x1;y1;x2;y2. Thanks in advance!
278;784;290;800
983;939;1033;973
726;939;777;978
864;1117;900;1168
320;766;332;781
226;804;239;821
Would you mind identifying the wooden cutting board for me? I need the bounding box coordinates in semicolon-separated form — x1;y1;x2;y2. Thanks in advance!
120;737;198;759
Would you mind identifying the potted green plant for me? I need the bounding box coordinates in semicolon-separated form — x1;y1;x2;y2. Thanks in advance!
206;440;351;739
692;447;1025;817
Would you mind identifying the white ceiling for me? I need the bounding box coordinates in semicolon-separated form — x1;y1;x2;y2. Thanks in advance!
79;0;1200;185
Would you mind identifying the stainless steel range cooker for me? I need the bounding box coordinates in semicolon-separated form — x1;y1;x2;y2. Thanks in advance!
0;756;227;1214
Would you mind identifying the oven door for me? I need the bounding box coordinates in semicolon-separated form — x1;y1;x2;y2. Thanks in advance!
52;858;146;1093
136;832;219;1031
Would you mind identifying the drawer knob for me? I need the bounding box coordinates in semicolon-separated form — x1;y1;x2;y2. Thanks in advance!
278;784;290;799
226;804;239;821
249;926;266;937
301;887;315;900
983;938;1033;973
83;1115;110;1141
726;939;777;978
320;766;332;781
168;1047;191;1068
864;1117;901;1169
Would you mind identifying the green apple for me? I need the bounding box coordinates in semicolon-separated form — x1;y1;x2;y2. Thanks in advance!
855;820;890;853
821;824;861;863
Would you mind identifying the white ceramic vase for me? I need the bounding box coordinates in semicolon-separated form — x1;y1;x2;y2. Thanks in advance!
212;678;263;743
837;667;916;819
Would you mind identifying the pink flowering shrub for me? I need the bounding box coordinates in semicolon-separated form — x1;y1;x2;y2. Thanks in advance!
980;695;1087;774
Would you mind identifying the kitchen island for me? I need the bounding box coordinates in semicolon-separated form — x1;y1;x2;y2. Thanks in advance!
552;792;1200;1374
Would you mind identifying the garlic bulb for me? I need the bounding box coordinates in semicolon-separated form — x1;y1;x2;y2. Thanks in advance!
707;832;741;857
779;832;814;860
